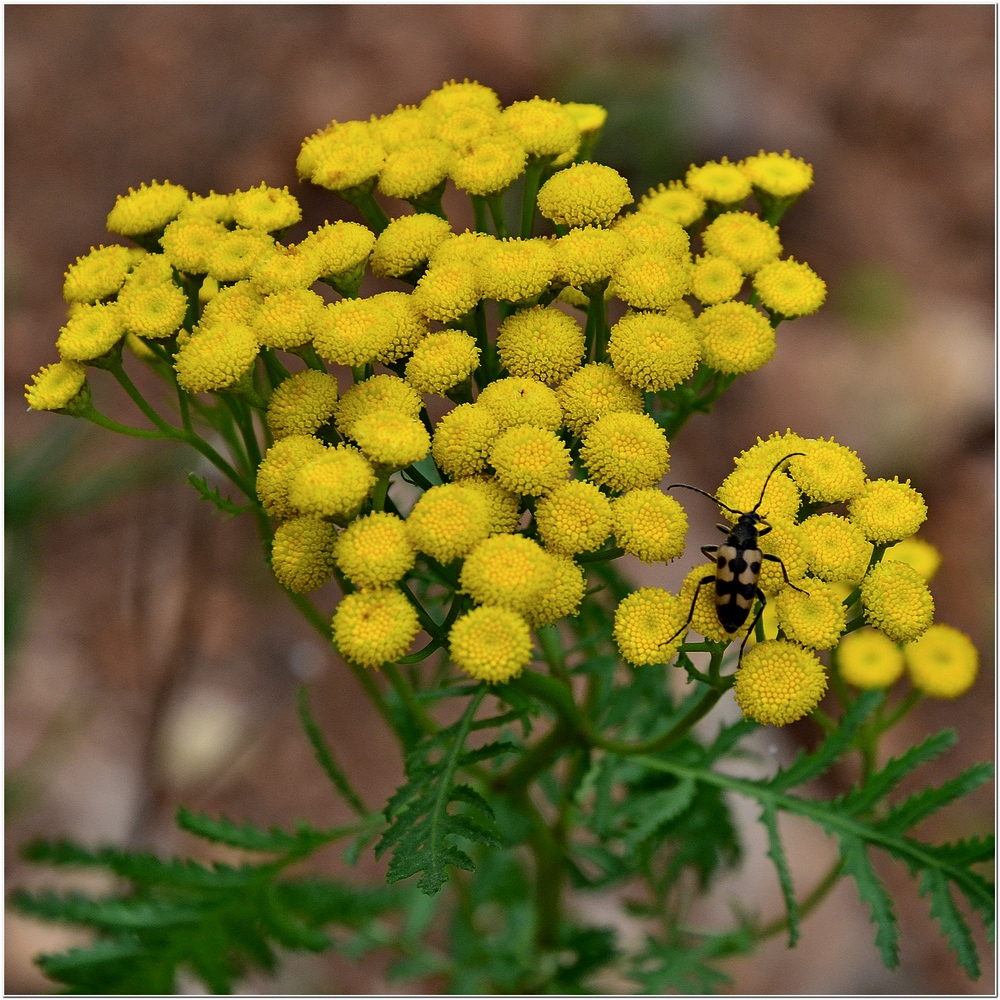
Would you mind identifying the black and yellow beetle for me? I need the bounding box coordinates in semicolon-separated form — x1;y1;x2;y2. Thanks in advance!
664;452;808;663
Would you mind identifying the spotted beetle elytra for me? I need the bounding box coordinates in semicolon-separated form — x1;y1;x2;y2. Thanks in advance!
664;452;808;664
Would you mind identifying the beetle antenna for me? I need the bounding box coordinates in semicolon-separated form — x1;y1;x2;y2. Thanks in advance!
751;452;806;513
667;482;743;517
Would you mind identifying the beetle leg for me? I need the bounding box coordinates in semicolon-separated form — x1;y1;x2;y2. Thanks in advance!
662;573;715;648
737;587;768;666
762;552;809;594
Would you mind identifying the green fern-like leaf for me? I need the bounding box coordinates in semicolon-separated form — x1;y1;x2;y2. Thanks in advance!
760;802;799;947
838;833;899;968
187;472;253;516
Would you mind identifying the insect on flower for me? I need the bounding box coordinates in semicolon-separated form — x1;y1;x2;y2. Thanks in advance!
665;452;808;663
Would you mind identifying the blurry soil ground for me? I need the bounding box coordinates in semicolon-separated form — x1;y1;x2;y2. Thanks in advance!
5;5;994;995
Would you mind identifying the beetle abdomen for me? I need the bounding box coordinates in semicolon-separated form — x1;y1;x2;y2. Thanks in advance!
714;544;762;632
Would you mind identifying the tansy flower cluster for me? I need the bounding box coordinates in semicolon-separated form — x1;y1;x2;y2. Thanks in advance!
29;81;972;718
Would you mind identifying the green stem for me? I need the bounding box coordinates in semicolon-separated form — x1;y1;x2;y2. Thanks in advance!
372;472;391;513
110;362;177;435
753;857;843;943
382;662;438;736
340;185;390;234
486;194;509;239
470;195;490;234
520;159;549;239
80;407;172;440
586;284;609;363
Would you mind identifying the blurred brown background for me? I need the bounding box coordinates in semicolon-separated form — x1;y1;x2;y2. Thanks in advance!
5;5;994;994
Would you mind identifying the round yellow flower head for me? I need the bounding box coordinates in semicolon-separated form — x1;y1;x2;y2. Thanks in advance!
562;102;607;136
406;482;492;563
740;151;814;199
612;214;692;260
675;563;744;644
56;302;124;362
534;479;613;556
701;212;782;275
733;640;827;727
774;580;846;650
200;279;263;328
288;444;376;520
335;374;423;440
435;105;504;151
159;218;226;275
266;369;339;440
837;629;905;690
63;245;136;303
377;138;452;200
431;403;501;480
372;104;431;150
458;475;522;535
299;120;386;191
757;516;810;594
270;516;338;593
608;311;701;392
783;440;867;504
371;290;431;364
614;586;688;666
299;221;375;279
554;226;630;288
24;360;88;412
737;430;811;471
405;330;481;396
229;183;301;232
371;213;452;278
581;411;669;493
475;377;561;433
256;435;328;519
422;79;502;117
496;306;586;386
685;158;751;207
611;489;688;564
332;588;421;669
799;513;872;583
477;238;557;303
904;624;978;699
179;191;234;225
313;297;394;368
861;560;935;643
460;534;557;615
524;554;586;628
449;606;532;684
352;409;431;470
691;254;744;305
490;425;572;497
556;363;644;437
205;229;276;283
610;252;692;311
429;230;494;269
716;459;802;523
695;301;776;375
106;180;189;237
174;322;258;393
502;98;580;158
883;536;941;582
753;258;826;318
411;259;480;324
252;288;325;351
847;478;928;545
250;246;323;295
334;511;416;590
638;181;706;228
117;277;188;340
450;136;527;196
537;162;633;228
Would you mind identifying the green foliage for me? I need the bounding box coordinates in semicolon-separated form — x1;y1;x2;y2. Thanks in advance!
187;471;254;517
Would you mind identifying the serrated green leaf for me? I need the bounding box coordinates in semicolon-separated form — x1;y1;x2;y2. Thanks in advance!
622;777;696;851
920;868;981;978
187;471;253;517
839;833;899;968
10;889;200;931
760;803;799;947
879;762;994;837
176;806;334;855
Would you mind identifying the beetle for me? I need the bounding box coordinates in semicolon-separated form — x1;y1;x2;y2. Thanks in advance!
664;452;808;663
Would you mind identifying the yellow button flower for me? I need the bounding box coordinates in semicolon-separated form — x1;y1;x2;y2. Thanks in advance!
757;517;810;594
352;409;431;470
24;360;88;412
314;297;397;369
613;586;688;666
270;516;338;593
733;640;827;727
200;279;263;328
695;301;776;375
848;478;928;545
159;218;227;275
691;254;744;305
701;211;782;275
490;425;572;497
174;322;259;394
334;512;416;590
266;370;339;441
405;330;481;396
524;554;586;628
837;629;905;690
608;311;701;392
860;560;935;643
753;258;827;318
534;479;614;556
904;624;978;699
554;226;630;288
253;288;326;351
63;245;136;303
450;136;527;196
332;588;421;669
476;376;563;432
580;411;669;493
456;475;522;535
883;536;941;582
299;221;375;279
637;181;706;227
502;98;580;158
179;191;234;225
449;606;532;684
685;158;751;206
611;489;688;564
774;580;847;650
422;79;501;117
610;252;691;311
556;363;644;437
335;374;423;440
477;238;557;304
106;180;189;237
406;482;492;564
496;306;586;386
299;120;386;191
537;162;632;228
205;228;277;283
787;439;867;504
372;104;432;150
370;213;452;278
377;138;452;200
56;302;124;362
460;534;557;616
612;214;692;260
255;435;329;520
431;403;501;480
229;183;302;233
250;246;323;295
740;151;814;199
288;445;376;520
799;514;872;584
716;461;802;524
411;259;480;324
